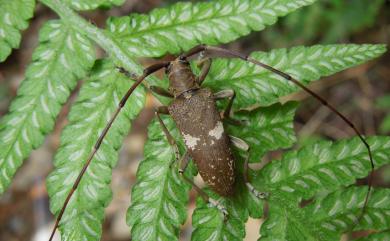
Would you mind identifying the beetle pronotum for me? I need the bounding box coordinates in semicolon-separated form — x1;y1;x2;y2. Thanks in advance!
48;45;374;240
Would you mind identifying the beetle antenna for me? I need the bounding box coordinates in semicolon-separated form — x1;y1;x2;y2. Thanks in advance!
48;62;169;241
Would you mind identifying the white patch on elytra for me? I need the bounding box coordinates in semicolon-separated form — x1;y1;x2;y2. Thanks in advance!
183;133;200;150
208;121;224;139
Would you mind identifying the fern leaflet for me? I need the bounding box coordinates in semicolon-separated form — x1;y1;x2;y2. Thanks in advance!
0;20;95;194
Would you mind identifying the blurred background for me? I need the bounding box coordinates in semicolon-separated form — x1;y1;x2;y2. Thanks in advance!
0;0;389;240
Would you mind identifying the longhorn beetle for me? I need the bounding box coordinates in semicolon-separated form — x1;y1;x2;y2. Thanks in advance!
48;45;374;240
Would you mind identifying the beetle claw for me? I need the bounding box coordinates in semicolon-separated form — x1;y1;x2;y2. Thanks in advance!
246;183;268;199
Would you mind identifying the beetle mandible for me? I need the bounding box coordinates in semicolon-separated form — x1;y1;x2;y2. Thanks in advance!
48;44;374;241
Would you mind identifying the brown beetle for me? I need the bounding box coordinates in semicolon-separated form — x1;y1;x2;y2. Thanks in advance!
49;45;374;241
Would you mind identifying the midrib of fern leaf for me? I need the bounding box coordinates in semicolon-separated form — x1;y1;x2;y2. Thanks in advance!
127;118;192;241
0;0;35;62
46;59;146;241
0;20;95;194
108;0;317;57
254;137;390;200
204;44;387;109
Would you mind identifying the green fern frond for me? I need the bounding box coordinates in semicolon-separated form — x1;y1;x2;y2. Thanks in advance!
126;118;193;241
227;102;298;162
0;0;35;62
255;137;390;240
0;20;95;194
46;59;145;240
63;0;125;11
305;187;390;239
255;137;390;200
108;0;317;57
356;231;390;241
259;194;306;241
259;187;390;241
204;44;387;108
192;189;247;241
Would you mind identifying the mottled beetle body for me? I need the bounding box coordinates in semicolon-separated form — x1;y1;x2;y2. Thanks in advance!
168;88;235;196
166;59;235;196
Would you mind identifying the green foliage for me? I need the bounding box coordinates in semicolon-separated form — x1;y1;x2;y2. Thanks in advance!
126;118;193;240
203;44;386;109
260;186;390;241
356;231;390;241
0;0;35;62
255;137;390;241
305;187;390;239
227;102;298;163
0;20;95;194
63;0;125;11
46;59;145;240
107;0;316;57
192;189;247;241
255;137;390;200
0;0;388;241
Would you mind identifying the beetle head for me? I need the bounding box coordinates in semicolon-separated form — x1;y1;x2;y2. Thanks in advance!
166;57;199;97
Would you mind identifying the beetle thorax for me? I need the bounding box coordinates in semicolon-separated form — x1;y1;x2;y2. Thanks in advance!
167;59;199;97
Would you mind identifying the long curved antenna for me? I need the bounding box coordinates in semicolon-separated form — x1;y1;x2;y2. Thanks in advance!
48;62;169;241
183;44;374;229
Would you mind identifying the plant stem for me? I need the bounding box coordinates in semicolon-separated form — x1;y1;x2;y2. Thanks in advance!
39;0;159;87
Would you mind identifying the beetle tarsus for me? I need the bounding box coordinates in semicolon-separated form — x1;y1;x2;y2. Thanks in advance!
246;183;268;199
208;198;229;219
116;66;137;79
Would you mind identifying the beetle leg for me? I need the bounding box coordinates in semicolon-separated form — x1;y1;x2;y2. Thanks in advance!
214;89;242;125
116;66;174;98
229;135;268;200
229;135;249;151
213;89;235;118
178;153;229;219
155;106;180;162
150;85;174;98
116;66;137;79
196;58;211;85
243;154;268;199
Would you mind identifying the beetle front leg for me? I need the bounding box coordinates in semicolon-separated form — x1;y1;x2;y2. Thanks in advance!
150;85;174;98
214;89;242;125
196;58;211;85
229;135;268;199
155;106;180;162
177;152;229;218
116;66;174;98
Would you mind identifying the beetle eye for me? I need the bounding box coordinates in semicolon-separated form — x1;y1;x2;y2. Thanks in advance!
178;55;190;64
179;59;189;65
